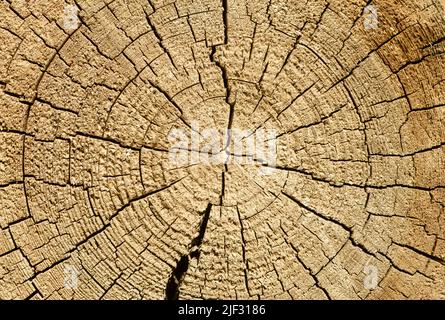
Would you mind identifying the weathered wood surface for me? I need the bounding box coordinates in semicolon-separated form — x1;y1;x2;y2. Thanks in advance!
0;0;444;299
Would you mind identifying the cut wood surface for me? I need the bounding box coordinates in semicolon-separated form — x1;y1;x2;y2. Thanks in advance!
0;0;444;300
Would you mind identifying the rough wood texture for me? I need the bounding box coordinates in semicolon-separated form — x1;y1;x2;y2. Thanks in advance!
0;0;444;300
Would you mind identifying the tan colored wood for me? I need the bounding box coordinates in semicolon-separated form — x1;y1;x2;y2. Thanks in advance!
0;0;444;300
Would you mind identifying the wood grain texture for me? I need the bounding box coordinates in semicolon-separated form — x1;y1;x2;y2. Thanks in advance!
0;0;444;300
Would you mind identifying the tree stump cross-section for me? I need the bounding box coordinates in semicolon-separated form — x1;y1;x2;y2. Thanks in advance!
0;0;444;300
